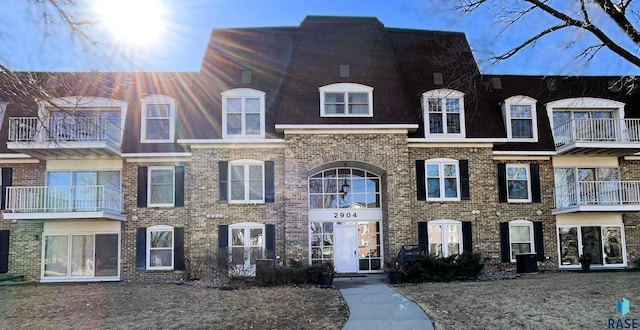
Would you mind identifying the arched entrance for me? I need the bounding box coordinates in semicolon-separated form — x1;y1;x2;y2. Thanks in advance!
308;166;383;273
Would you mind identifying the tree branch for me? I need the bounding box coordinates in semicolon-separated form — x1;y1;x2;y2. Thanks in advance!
493;24;570;62
594;0;640;45
526;0;640;68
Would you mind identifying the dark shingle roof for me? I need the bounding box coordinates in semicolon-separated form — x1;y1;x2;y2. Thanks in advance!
276;16;415;125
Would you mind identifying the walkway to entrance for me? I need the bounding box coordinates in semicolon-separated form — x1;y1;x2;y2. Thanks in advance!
333;274;434;330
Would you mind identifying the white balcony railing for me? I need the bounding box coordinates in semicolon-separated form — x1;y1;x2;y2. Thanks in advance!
6;185;122;214
554;181;640;208
8;116;121;147
553;118;640;148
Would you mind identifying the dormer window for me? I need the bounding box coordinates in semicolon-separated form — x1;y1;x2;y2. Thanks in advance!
141;95;176;143
503;96;537;141
319;83;373;117
222;88;266;138
423;89;465;138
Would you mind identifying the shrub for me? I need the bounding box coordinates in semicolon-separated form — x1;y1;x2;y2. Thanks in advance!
404;252;484;283
255;261;327;287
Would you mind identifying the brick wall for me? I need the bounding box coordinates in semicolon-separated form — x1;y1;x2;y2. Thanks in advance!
0;162;45;280
282;133;410;263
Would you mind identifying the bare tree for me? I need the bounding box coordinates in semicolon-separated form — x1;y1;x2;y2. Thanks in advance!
0;1;130;105
456;0;640;74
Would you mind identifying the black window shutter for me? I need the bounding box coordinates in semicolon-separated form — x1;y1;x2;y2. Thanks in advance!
137;167;148;208
497;163;507;203
265;224;276;259
218;224;228;267
460;160;470;200
416;160;426;201
499;222;510;262
265;161;275;203
418;222;428;254
174;227;185;270
174;166;185;207
1;168;12;210
219;161;228;203
533;222;545;261
0;230;9;273
531;164;541;203
462;221;473;253
136;227;147;270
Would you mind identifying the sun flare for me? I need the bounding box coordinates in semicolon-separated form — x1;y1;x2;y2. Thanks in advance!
95;0;167;48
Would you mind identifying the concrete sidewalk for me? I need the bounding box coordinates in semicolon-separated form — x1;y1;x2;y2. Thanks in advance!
333;274;434;330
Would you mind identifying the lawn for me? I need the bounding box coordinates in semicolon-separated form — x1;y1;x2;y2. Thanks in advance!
395;271;640;329
0;282;348;330
1;272;638;330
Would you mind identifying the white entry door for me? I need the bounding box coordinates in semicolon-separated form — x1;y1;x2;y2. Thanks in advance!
334;222;358;273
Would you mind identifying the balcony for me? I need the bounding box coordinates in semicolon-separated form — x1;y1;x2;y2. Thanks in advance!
553;181;640;214
553;118;640;155
3;185;125;221
7;116;122;159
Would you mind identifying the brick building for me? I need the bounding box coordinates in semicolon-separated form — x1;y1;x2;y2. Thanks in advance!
1;16;639;282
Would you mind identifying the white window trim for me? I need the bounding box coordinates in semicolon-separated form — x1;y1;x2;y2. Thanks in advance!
425;158;461;202
229;159;265;204
221;88;266;139
545;97;625;130
422;89;466;138
141;95;176;143
503;95;538;142
427;219;463;257
508;220;535;262
146;225;174;270
506;164;532;203
147;166;175;207
319;83;374;117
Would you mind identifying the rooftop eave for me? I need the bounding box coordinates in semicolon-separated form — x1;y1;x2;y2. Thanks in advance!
275;124;419;133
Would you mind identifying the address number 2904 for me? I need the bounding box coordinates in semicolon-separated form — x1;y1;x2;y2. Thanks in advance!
334;212;357;218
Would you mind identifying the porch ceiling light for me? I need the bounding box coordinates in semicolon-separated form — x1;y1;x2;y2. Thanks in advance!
340;180;350;196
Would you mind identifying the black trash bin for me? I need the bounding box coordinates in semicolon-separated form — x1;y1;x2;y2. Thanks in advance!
515;253;538;273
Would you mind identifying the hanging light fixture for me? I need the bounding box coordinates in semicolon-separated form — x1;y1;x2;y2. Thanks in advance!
340;179;350;196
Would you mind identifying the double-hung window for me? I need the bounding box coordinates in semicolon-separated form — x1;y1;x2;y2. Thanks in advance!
503;96;537;141
506;164;531;203
319;83;373;117
147;225;174;270
222;88;265;138
141;95;176;143
508;220;534;262
148;167;175;207
423;89;465;137
426;159;460;201
229;160;264;203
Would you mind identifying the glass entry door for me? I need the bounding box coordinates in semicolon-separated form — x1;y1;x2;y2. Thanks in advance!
581;226;603;265
229;224;264;276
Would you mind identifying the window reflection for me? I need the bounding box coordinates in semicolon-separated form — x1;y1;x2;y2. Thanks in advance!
308;168;381;209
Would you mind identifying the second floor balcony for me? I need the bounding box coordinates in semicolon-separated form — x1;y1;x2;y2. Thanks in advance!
553;181;640;215
3;185;125;221
7;116;122;159
553;118;640;156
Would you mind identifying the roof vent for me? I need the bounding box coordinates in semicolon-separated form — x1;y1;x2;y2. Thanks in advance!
242;70;252;84
546;78;556;91
433;72;443;86
339;65;350;78
491;77;502;90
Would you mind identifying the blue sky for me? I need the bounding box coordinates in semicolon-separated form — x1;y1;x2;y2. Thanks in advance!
2;0;639;75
